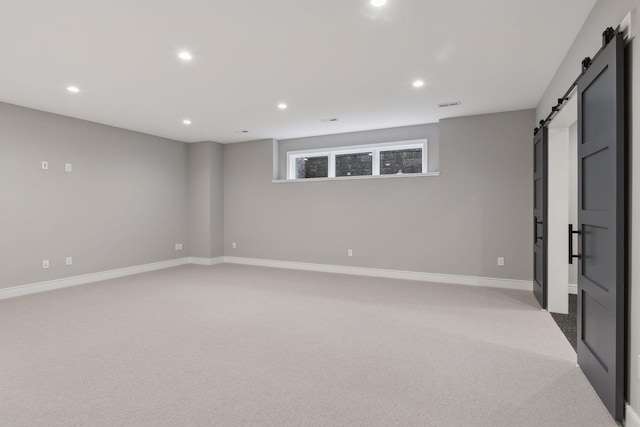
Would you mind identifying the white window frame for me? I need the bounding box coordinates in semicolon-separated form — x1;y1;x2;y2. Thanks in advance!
286;139;427;180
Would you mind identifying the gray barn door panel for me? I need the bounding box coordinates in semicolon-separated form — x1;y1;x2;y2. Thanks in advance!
533;127;548;309
576;31;625;421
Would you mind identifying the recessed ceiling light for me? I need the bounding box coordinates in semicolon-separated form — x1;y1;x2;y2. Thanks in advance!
277;103;288;110
412;80;425;88
371;0;387;7
182;119;192;125
178;51;192;61
67;86;80;93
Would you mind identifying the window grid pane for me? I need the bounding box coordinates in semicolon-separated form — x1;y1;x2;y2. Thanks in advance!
335;152;373;177
296;156;329;179
379;148;422;175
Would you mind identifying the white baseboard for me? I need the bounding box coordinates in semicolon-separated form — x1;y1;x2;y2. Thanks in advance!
223;256;533;291
627;403;640;427
568;283;577;295
0;255;533;300
0;258;190;300
188;257;224;266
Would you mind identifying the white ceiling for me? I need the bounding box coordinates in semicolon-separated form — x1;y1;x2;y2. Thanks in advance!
0;0;597;143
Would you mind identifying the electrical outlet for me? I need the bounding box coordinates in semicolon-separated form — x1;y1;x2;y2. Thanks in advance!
42;259;49;269
41;161;48;170
348;249;353;257
65;256;73;266
232;242;237;249
174;243;183;250
65;163;72;172
497;257;505;266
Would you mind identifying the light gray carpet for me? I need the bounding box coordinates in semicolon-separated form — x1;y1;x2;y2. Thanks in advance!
0;264;616;426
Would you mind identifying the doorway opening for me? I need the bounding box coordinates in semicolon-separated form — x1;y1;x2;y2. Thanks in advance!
546;93;578;351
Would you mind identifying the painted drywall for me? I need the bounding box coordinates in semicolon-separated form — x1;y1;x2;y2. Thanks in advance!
188;143;212;257
188;141;224;259
277;124;440;180
0;102;189;289
569;122;578;286
547;127;570;314
437;110;534;279
224;110;533;280
210;143;224;258
535;0;640;416
547;94;577;307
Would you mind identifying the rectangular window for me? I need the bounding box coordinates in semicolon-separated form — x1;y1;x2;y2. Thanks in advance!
286;139;427;180
296;156;328;179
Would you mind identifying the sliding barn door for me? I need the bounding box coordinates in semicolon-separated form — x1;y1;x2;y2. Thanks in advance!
576;31;625;421
533;127;548;309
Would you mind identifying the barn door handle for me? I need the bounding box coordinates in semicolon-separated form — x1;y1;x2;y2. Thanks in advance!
534;218;543;243
569;224;581;264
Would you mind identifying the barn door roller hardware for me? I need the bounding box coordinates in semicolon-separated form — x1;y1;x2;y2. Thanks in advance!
534;27;617;135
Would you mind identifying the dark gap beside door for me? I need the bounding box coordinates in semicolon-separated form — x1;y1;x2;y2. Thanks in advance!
551;295;577;351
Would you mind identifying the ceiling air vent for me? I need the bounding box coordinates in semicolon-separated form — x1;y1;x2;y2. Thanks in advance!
438;101;461;108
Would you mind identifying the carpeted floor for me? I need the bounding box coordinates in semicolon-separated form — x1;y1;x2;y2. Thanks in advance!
551;294;578;351
0;264;616;426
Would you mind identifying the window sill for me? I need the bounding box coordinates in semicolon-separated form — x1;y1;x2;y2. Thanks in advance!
272;172;440;183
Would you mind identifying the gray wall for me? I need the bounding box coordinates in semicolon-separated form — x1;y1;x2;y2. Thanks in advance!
0;102;189;289
277;124;440;179
224;110;534;280
210;143;224;258
188;141;224;259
